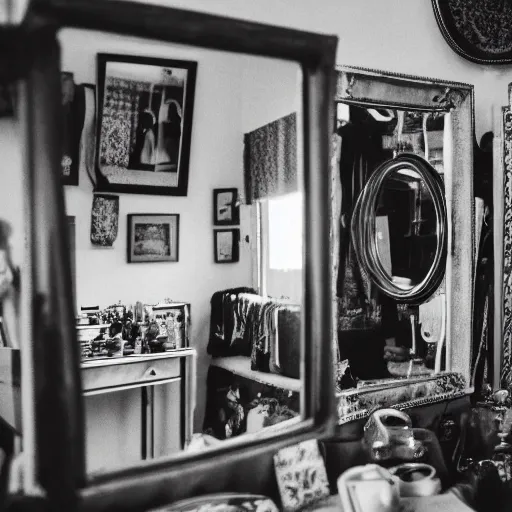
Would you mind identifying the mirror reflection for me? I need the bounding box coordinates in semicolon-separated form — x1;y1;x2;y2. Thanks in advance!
59;28;303;477
336;103;448;384
375;166;438;290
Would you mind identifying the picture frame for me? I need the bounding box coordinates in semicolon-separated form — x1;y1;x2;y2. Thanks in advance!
214;228;240;263
95;53;197;196
213;188;239;226
127;214;179;263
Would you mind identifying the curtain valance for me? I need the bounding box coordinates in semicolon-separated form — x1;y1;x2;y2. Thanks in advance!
243;112;297;204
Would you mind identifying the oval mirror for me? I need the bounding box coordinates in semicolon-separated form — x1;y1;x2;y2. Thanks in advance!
351;153;447;303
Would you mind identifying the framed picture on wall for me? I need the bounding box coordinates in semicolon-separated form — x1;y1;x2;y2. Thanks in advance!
214;229;239;263
127;214;179;263
213;188;239;226
95;53;197;196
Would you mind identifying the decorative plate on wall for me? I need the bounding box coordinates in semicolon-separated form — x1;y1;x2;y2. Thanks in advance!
432;0;512;64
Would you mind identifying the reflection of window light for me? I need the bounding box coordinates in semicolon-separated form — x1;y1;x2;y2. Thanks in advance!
268;192;303;270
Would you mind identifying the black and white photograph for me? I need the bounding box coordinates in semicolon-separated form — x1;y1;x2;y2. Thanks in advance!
96;54;197;196
213;188;239;225
7;1;495;508
214;228;239;263
127;214;179;262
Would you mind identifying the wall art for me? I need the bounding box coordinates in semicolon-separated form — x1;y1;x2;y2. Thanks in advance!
214;228;239;263
213;188;239;226
127;213;179;263
90;194;119;247
432;0;512;64
95;53;197;196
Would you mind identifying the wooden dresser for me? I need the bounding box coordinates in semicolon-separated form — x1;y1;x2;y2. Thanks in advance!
81;348;196;476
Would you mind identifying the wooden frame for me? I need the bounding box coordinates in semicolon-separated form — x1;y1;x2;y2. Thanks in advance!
127;214;179;263
214;229;240;263
95;53;197;196
213;188;239;226
14;1;337;509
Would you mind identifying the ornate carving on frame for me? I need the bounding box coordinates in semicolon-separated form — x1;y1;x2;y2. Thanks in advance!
501;106;512;387
336;67;470;112
335;65;475;385
432;87;465;111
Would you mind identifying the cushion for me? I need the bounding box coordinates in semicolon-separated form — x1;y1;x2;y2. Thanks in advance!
274;439;330;512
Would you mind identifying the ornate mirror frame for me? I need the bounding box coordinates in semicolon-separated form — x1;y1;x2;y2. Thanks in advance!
351;153;448;303
335;65;475;385
6;1;338;509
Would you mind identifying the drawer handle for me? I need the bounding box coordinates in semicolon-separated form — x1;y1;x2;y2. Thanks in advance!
144;367;157;378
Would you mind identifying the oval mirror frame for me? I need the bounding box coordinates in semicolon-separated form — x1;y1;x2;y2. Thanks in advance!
351;153;447;303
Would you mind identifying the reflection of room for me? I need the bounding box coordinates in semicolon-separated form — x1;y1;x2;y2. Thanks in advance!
58;28;303;475
101;62;186;173
335;102;450;382
1;1;507;510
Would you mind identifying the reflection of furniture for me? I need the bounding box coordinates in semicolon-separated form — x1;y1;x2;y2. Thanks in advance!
81;348;195;475
147;302;190;350
203;357;300;440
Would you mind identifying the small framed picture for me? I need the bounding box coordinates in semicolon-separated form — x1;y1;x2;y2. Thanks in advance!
127;214;179;263
213;188;239;226
214;229;240;263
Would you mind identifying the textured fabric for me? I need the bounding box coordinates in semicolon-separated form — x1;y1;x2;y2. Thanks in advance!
448;0;512;54
90;194;119;247
274;440;330;512
207;287;257;357
243;112;297;204
99;77;150;168
209;291;301;376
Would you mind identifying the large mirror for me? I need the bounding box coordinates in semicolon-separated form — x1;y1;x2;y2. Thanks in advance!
0;2;336;508
333;67;474;414
59;28;306;477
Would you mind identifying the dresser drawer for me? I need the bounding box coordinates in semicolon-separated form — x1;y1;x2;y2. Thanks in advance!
82;357;181;392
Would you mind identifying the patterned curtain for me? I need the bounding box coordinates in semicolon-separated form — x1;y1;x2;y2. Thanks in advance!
99;77;150;168
243;112;297;204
